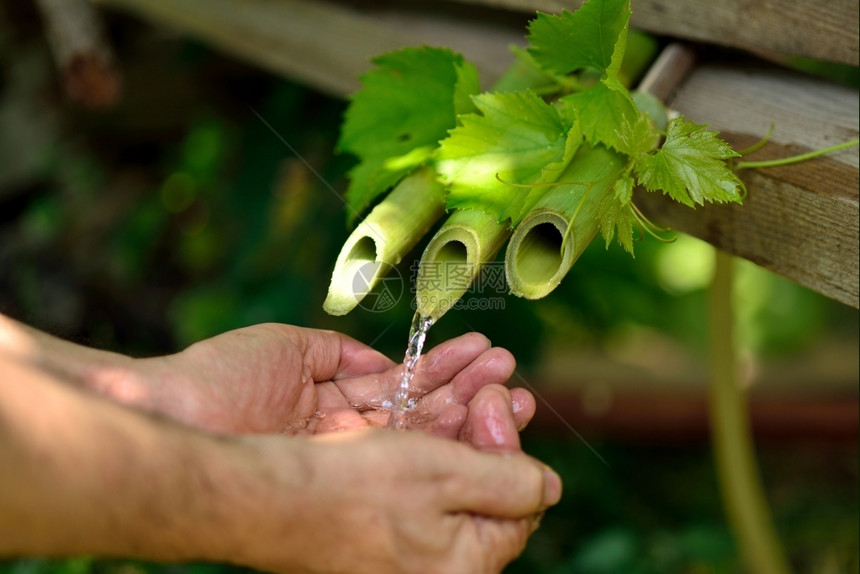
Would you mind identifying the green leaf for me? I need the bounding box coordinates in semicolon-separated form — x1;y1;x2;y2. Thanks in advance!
338;47;480;222
342;161;413;221
615;109;658;157
634;116;743;207
502;119;585;223
599;191;635;254
604;3;630;80
435;90;570;217
454;59;481;115
492;45;561;94
527;0;631;77
613;173;634;204
561;80;639;150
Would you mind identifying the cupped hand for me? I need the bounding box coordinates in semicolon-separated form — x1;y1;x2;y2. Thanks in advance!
133;324;536;438
233;427;561;574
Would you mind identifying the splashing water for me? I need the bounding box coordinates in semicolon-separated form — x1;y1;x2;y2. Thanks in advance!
387;311;434;430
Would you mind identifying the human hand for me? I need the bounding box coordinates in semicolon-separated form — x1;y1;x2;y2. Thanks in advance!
0;324;558;574
141;325;554;574
226;427;561;574
229;349;550;574
130;324;536;438
2;313;559;574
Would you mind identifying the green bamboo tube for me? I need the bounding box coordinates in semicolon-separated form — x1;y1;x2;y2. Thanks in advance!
414;209;510;321
323;166;445;316
505;144;627;299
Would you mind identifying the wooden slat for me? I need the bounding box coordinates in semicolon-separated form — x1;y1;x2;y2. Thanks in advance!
96;0;525;96
636;64;859;308
450;0;860;66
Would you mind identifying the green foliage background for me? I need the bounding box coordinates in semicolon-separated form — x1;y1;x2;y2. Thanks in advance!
0;3;856;573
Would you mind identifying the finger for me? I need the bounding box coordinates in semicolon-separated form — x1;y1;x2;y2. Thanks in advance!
445;514;533;574
443;448;562;517
509;387;536;431
473;515;533;571
459;385;521;453
329;332;491;411
304;329;395;410
271;326;393;383
424;404;468;440
332;334;396;379
411;346;514;420
409;332;491;395
448;347;516;405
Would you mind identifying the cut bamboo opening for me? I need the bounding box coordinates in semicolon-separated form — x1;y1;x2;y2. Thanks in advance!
414;209;510;321
323;166;445;315
505;145;627;299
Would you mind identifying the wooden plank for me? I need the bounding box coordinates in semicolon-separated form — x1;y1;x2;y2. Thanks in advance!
450;0;860;66
636;64;859;308
96;0;525;96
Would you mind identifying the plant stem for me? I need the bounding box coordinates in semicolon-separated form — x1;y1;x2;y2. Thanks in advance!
414;209;510;321
505;144;626;299
709;249;792;574
736;139;858;169
323;167;445;316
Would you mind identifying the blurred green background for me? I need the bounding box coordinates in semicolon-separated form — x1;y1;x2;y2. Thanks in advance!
0;2;857;573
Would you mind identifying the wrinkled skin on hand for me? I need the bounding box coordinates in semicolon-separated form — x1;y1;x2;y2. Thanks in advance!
134;324;537;444
127;324;556;574
0;314;560;574
240;426;556;574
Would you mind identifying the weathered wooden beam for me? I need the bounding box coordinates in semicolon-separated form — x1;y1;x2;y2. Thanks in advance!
450;0;860;66
95;0;525;96
637;64;859;308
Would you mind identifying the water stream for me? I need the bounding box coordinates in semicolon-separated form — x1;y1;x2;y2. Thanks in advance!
387;311;434;430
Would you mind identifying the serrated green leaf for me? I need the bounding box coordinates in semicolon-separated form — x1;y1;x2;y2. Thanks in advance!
615;109;657;157
338;47;480;222
492;45;561;94
561;80;639;150
631;90;668;132
502;119;584;223
342;161;410;221
527;0;631;77
634;116;743;207
435;90;570;217
599;192;635;254
604;2;630;79
454;59;481;115
613;173;633;204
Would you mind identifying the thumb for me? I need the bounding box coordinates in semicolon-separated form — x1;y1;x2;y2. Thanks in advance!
444;446;562;518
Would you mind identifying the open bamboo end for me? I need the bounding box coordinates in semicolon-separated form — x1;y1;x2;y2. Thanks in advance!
323;232;384;315
505;211;574;300
415;226;479;321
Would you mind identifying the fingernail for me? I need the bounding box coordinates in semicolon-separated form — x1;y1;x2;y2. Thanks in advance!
542;467;562;507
